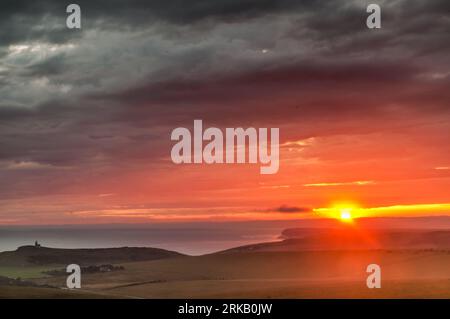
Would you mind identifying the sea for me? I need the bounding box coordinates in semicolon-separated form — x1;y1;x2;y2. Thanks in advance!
0;221;289;255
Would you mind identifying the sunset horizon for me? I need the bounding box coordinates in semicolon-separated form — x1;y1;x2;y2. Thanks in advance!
0;0;449;303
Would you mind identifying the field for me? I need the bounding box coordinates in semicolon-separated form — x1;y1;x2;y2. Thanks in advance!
19;250;450;299
0;266;58;279
0;286;120;299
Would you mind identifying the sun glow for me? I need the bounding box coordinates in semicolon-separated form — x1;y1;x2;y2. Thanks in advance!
313;201;360;222
340;208;353;221
333;202;359;222
313;202;450;222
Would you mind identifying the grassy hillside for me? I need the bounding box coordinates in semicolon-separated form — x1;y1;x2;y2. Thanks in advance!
0;245;185;267
27;250;450;298
0;285;124;299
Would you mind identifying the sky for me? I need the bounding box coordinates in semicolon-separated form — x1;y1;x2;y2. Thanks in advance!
0;0;449;225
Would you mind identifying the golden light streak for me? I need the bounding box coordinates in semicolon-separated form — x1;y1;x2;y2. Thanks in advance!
64;203;450;223
304;181;375;187
315;203;450;219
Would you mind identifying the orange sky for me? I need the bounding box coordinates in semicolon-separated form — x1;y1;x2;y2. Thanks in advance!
2;128;449;225
0;1;449;225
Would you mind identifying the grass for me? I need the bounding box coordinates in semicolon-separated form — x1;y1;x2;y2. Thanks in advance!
0;266;59;279
24;250;450;298
0;286;122;299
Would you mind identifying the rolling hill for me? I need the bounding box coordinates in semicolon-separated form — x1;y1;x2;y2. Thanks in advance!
0;245;185;267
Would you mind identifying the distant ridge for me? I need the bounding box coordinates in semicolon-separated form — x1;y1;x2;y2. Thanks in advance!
218;228;450;253
0;246;185;267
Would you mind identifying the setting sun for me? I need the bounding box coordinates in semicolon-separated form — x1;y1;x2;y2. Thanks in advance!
313;201;360;221
340;208;353;221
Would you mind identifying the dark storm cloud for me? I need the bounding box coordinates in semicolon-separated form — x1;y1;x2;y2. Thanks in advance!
0;0;313;46
0;0;312;25
0;104;33;121
90;58;450;129
28;54;67;76
101;60;421;106
0;0;449;202
0;7;79;46
1;0;448;46
272;205;312;213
